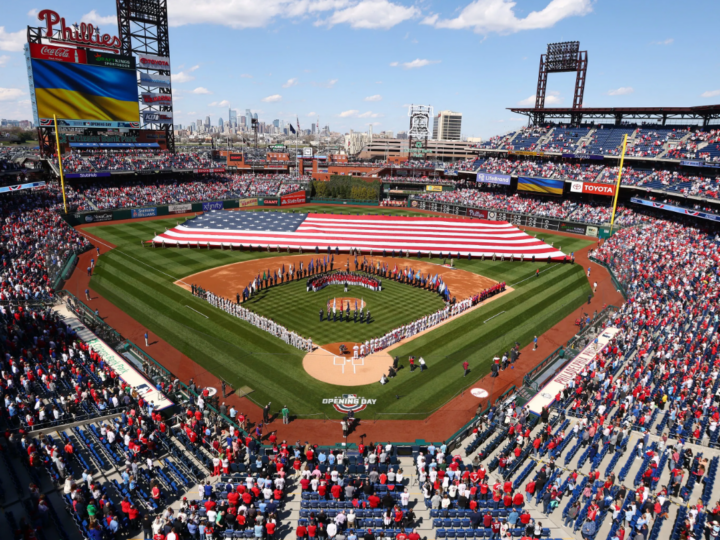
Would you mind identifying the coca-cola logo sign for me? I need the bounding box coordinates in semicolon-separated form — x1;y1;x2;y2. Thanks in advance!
38;9;122;53
29;43;85;64
41;45;68;57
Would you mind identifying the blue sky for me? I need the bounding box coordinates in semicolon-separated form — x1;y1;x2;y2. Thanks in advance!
1;0;719;139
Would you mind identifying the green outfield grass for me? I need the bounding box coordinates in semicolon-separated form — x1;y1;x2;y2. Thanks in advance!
86;206;593;419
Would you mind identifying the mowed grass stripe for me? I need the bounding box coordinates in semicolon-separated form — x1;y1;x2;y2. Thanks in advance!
382;267;589;413
93;260;333;411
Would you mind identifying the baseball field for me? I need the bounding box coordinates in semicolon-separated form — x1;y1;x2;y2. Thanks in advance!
85;205;593;419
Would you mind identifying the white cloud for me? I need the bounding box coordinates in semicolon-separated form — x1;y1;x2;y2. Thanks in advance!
358;111;382;118
209;100;231;107
307;112;317;116
0;55;9;67
364;94;382;101
262;94;282;103
425;0;592;34
81;10;118;27
0;27;25;52
338;110;359;117
517;91;562;106
313;79;338;88
607;87;634;96
240;74;253;79
173;65;200;84
191;87;212;95
283;78;299;88
391;58;440;69
652;38;674;45
27;9;39;17
320;0;420;29
168;0;414;30
0;88;25;101
701;90;720;98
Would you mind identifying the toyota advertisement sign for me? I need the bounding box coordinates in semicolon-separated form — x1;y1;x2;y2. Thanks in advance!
570;181;615;196
476;173;511;186
137;53;171;70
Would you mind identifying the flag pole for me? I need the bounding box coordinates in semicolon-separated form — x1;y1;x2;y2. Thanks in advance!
609;133;628;235
53;114;68;214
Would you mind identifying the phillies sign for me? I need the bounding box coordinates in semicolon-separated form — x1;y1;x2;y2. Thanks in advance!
570;181;615;196
38;9;122;53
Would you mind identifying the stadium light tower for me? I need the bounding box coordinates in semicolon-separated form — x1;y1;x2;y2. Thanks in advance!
117;0;175;152
535;41;588;125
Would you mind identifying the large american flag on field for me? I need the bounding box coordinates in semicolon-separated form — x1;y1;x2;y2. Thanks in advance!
152;211;567;259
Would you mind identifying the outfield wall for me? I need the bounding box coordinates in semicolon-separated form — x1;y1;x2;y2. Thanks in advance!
409;196;613;238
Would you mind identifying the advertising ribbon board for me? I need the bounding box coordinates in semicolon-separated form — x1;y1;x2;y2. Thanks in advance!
137;53;171;70
65;172;112;179
425;185;443;192
526;327;620;415
85;338;173;411
476;173;511;186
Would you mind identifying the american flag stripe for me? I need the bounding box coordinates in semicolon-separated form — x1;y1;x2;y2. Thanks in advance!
152;211;567;259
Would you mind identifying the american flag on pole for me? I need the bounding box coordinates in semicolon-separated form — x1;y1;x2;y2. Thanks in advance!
152;211;567;259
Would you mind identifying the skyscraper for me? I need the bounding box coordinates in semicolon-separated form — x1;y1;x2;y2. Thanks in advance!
245;109;252;128
218;117;224;130
229;109;237;128
197;119;203;132
205;116;211;128
433;111;462;140
272;119;280;128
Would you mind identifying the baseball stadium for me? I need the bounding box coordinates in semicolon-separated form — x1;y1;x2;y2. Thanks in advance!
0;2;718;540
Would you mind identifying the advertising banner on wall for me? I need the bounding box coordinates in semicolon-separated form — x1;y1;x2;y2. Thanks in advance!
139;71;171;88
141;92;173;104
168;203;192;214
476;173;512;186
82;212;114;223
131;208;158;218
570;181;615;196
194;168;226;174
238;198;259;208
467;208;488;219
142;111;173;124
426;185;443;192
280;191;306;206
136;53;171;69
202;201;224;211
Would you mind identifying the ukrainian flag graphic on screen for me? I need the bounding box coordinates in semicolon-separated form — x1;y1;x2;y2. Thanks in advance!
517;177;564;196
32;59;139;122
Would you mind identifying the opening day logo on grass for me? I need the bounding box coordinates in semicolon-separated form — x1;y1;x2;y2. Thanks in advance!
323;394;376;413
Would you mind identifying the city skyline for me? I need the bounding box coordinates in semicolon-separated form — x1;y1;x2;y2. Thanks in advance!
0;0;718;139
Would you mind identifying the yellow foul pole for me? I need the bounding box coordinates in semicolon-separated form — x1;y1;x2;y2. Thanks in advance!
609;133;628;235
53;114;68;214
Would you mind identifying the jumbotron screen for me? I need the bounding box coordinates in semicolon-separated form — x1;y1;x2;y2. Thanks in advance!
27;43;140;128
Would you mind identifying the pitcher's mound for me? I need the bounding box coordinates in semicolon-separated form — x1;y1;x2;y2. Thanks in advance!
303;343;392;386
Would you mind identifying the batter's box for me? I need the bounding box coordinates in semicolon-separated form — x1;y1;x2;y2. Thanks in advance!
332;356;363;374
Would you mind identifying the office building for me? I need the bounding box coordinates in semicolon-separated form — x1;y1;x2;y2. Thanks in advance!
432;111;462;141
